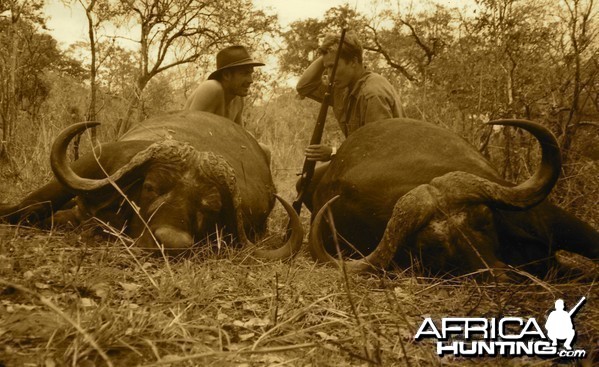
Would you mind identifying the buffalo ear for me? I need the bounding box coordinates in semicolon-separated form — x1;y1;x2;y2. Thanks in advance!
195;152;250;244
200;186;222;213
214;182;242;240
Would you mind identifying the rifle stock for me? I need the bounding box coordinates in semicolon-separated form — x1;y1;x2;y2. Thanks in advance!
293;28;347;214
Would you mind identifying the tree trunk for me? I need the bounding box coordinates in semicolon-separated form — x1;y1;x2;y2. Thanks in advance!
117;75;150;137
1;7;21;160
82;0;99;157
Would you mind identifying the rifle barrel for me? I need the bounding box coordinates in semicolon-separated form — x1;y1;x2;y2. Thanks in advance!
292;28;347;214
568;296;586;316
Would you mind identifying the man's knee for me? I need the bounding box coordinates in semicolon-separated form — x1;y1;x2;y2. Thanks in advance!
295;163;329;212
295;176;314;212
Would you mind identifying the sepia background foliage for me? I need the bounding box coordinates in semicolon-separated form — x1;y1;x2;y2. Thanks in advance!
1;0;597;222
0;0;597;365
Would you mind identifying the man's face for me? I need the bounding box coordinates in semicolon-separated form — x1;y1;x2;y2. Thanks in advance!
222;66;255;97
322;51;355;89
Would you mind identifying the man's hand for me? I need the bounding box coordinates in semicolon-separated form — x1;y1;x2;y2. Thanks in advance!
305;144;333;161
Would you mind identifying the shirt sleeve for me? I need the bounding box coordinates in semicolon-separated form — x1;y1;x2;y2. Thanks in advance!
362;95;397;124
296;56;327;103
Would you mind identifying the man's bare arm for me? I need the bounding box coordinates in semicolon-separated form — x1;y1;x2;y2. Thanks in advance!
233;97;244;126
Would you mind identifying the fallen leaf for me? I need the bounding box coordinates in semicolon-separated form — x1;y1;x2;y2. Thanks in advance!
256;355;284;364
239;332;255;341
243;317;269;328
118;282;141;297
242;303;261;312
161;354;181;362
80;298;97;308
232;317;269;328
15;304;37;311
35;282;50;289
90;282;110;299
316;331;338;341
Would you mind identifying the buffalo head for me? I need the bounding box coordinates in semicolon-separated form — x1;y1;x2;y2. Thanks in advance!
309;119;578;278
3;121;303;259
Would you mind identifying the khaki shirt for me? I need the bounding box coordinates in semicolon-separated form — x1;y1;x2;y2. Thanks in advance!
298;71;403;136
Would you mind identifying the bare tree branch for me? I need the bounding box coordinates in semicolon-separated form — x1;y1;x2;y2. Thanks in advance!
364;25;418;83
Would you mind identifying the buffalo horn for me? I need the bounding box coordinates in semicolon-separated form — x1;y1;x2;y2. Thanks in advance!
195;152;303;260
51;122;154;193
478;119;561;210
309;189;437;272
251;194;304;259
309;119;562;272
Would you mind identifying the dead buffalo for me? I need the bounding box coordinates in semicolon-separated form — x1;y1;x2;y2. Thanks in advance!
0;110;302;258
308;118;599;278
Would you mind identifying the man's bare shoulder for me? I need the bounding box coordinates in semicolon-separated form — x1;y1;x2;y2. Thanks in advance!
186;79;225;112
192;79;225;95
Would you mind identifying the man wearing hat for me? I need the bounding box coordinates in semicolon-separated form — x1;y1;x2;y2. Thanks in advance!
293;31;403;210
185;45;264;125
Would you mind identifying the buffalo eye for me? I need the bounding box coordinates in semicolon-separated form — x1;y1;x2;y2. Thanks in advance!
469;206;494;230
142;181;160;199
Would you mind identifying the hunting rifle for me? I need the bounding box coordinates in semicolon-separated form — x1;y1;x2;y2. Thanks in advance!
292;28;347;214
568;296;586;316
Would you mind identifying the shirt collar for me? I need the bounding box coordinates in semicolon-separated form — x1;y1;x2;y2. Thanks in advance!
348;70;371;97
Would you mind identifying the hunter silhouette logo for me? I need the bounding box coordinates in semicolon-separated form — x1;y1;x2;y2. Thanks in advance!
415;296;588;358
545;297;585;351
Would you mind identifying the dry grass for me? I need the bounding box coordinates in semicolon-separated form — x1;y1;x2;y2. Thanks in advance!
1;92;598;366
1;226;597;366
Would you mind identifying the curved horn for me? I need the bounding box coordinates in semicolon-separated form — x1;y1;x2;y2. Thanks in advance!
51;122;105;192
310;119;561;273
51;122;162;194
251;194;304;259
480;119;561;210
308;195;342;264
309;189;437;272
198;153;303;260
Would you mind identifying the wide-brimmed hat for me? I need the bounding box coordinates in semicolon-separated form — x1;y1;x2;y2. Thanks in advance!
208;45;265;80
